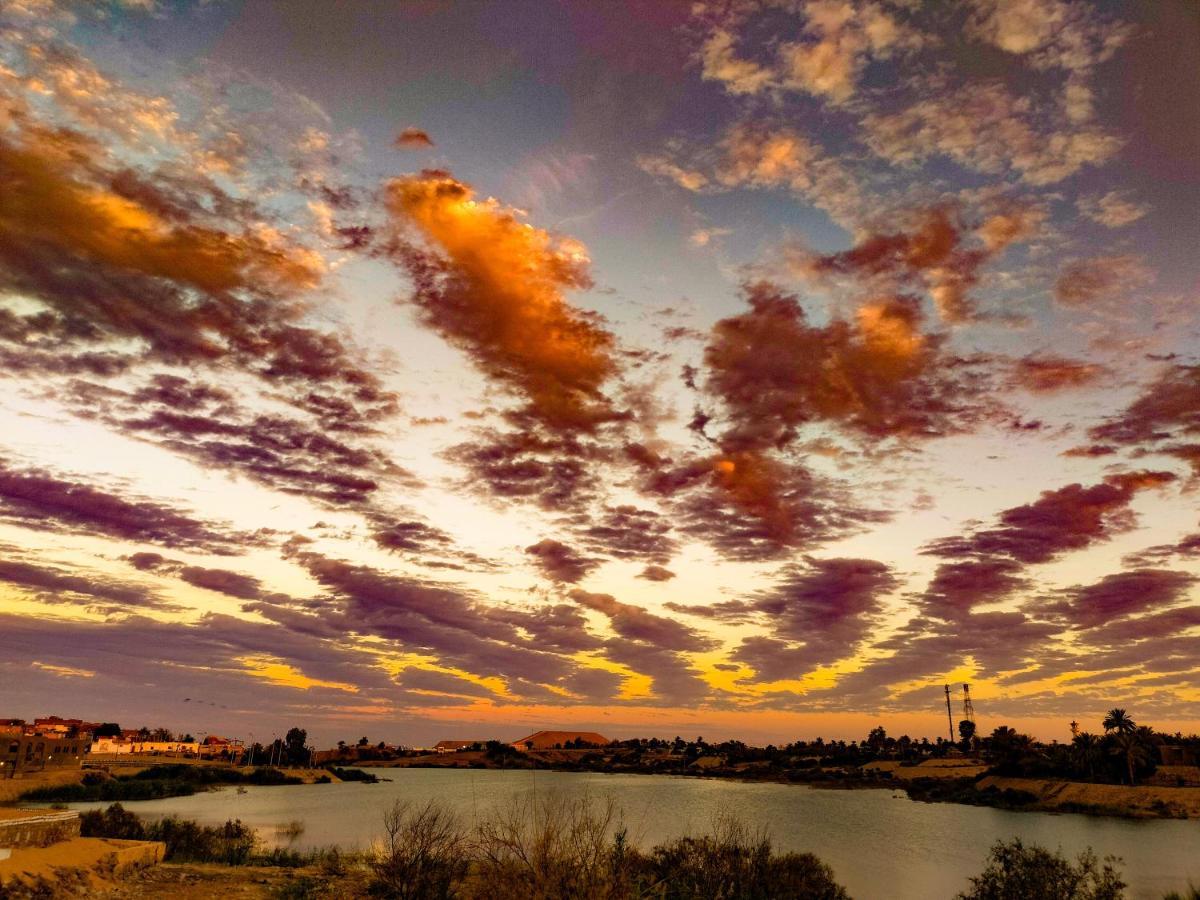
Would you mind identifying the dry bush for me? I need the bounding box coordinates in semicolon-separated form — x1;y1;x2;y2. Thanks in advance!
365;793;852;900
465;794;634;900
368;800;468;899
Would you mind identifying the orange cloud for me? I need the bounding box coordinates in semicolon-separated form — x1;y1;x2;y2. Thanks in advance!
395;127;434;149
385;171;620;432
0;131;321;297
804;206;1035;323
1012;355;1109;393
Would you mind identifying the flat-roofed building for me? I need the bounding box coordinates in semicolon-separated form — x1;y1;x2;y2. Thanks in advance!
1;733;87;778
433;740;484;754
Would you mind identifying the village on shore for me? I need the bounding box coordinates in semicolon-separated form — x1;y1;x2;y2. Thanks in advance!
4;709;1200;815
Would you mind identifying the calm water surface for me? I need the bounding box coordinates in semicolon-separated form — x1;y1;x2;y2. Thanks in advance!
69;770;1199;899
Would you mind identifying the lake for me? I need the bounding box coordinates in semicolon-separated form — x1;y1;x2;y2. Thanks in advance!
67;769;1199;899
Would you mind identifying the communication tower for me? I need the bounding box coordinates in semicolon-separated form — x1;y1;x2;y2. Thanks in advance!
962;683;975;724
944;684;955;743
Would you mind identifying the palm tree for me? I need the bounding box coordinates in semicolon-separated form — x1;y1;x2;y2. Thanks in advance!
988;726;1033;773
1071;732;1102;781
1103;708;1135;734
1111;731;1150;785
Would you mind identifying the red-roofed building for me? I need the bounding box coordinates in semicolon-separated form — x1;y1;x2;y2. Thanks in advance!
510;731;610;751
199;735;243;758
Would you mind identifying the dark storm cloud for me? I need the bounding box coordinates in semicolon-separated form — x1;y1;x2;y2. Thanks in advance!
1090;365;1200;443
1086;364;1200;475
64;374;407;508
637;564;676;582
0;610;393;706
832;611;1061;706
1041;568;1197;629
524;539;600;584
445;429;603;513
913;471;1176;620
919;557;1028;620
0;557;173;611
641;451;888;562
393;668;496;699
564;504;678;565
570;589;715;653
366;514;496;571
1122;527;1200;567
602;637;711;704
284;552;590;696
121;551;267;601
493;603;603;655
922;471;1176;566
672;558;896;679
0;459;251;554
833;471;1183;702
183;567;267;600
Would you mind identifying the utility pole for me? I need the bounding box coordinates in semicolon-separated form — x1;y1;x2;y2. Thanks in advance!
944;684;955;743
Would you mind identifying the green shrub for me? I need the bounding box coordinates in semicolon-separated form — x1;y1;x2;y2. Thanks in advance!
148;815;258;864
79;803;145;840
957;838;1125;900
638;816;849;900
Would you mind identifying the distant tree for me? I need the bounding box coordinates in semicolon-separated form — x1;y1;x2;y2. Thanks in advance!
358;736;369;747
136;726;151;741
94;723;121;738
1103;709;1135;735
958;720;977;745
988;726;1034;774
1110;732;1150;786
957;839;1124;900
284;727;308;766
1072;733;1103;781
866;726;888;753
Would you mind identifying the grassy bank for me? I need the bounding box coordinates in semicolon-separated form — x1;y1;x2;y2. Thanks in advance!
18;764;307;803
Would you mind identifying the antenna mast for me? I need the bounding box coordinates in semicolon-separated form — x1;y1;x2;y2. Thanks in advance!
962;683;975;724
944;684;955;743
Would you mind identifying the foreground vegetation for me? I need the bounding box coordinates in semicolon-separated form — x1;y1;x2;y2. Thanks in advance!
70;800;1199;899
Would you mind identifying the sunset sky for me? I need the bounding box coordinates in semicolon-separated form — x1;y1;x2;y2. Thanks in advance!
1;0;1198;747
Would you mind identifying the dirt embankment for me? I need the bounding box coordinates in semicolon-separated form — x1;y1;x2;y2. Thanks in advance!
0;769;86;804
862;759;989;782
0;837;163;893
976;776;1200;818
363;751;497;768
